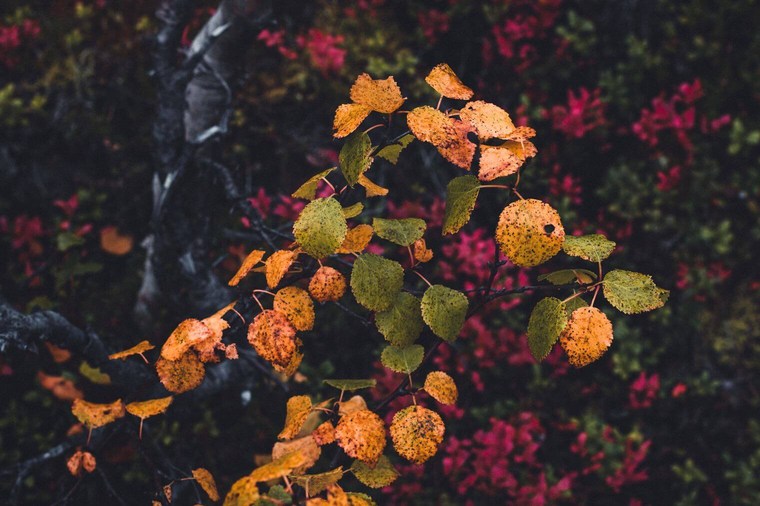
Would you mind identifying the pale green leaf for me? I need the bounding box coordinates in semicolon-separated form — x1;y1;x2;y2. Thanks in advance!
342;202;364;219
442;175;480;235
291;168;336;200
603;269;668;314
372;218;426;247
537;269;597;285
381;344;424;373
339;132;373;186
564;296;588;318
324;379;377;391
526;297;567;361
420;285;468;341
292;467;343;497
350;254;404;311
562;234;616;262
375;292;424;346
293;197;348;259
351;455;399;488
376;134;414;165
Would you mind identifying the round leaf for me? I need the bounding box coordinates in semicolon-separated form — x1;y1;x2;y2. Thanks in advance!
247;310;298;370
406;106;475;169
374;292;424;346
603;269;668;314
156;350;206;394
495;199;565;267
274;286;315;331
562;234;616;262
390;406;445;464
372;218;426;247
559;307;614;367
423;371;458;405
380;344;425;374
526;297;567;361
293;197;348;259
350;254;404;311
309;266;347;303
420;285;468;341
333;103;371;139
351;455;399;488
335;409;386;466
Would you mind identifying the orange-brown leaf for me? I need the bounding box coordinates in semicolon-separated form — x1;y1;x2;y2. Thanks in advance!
309;266;347;303
423;371;458;405
495;199;565;267
196;301;236;363
357;174;389;197
71;398;125;428
478;140;537;181
225;343;239;360
406;106;475;169
156;350;206;394
272;436;321;474
228;249;266;286
126;396;173;419
559;306;614;367
37;371;83;402
337;225;374;254
192;468;220;502
100;226;134;255
389;405;445;464
109;340;155;361
313;421;337;446
249;451;310;483
161;319;212;361
279;395;313;440
459;100;516;140
274;286;315;331
333;103;372;139
44;342;72;363
413;238;433;263
424;63;474;100
266;250;298;289
335;409;386;466
67;450;96;476
248;310;298;370
349;73;404;114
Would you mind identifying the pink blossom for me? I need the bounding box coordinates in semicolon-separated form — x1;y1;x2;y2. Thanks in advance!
671;383;687;398
656;165;682;192
418;9;450;43
551;88;607;138
296;29;346;75
628;371;660;409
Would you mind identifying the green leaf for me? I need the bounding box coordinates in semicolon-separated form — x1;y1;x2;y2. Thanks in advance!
339;131;373;186
564;296;588;318
324;379;377;391
376;134;414;165
381;344;424;373
562;234;616;262
375;292;424;346
350;254;404;311
291;167;336;200
264;485;292;504
442;175;480;235
293;197;348;259
346;493;377;505
526;297;567;361
420;285;468;341
351;455;399;488
342;202;364;219
372;218;426;247
603;269;668;314
537;269;597;285
291;467;343;497
57;232;85;252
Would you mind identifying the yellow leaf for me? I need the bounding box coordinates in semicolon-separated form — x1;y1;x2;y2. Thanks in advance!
406;106;475;169
248;310;298;370
293;467;344;498
338;395;368;417
559;306;614;367
224;476;260;506
272;436;321;474
458;100;516;140
156;350;206;394
78;362;111;385
71;398;125;429
357;174;389;198
478;140;537;182
333;103;372;139
266;250;299;289
274;286;315;331
161;319;212;361
277;347;304;377
228;249;265;286
279;395;313;440
413;238;433;263
126;396;173;419
349;73;404;114
100;226;133;255
337;225;374;254
312;421;336;446
390;406;445;464
192;468;220;502
196;301;236;363
495;199;565;267
335;409;386;466
45;342;72;363
109;340;155;361
309;266;347;303
425;63;474;100
249;451;309;482
423;371;458;405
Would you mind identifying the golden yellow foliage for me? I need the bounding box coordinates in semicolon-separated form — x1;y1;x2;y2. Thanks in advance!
425;63;474;100
390;406;445;464
278;395;313;440
335;409;386;466
309;266;347;303
559;306;614;367
274;286;315;331
155;350;206;394
406;106;475;169
337;225;374;254
247;310;298;370
108;340;155;361
266;250;299;289
495;199;565;267
71;398;125;429
349;73;404;114
228;249;265;286
423;371;458;405
192;468;220;502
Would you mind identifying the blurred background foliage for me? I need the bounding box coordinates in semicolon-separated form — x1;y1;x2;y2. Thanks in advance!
1;0;759;504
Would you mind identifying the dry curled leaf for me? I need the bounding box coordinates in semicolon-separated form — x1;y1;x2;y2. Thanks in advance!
309;266;347;303
67;450;96;476
337;225;374;254
349;73;404;114
272;436;321;474
357;174;389;197
390;406;445;464
333;103;372;139
425;63;474;100
313;421;336;446
274;286;315;331
228;249;265;286
279;395;313;440
559;306;614;367
71;398;125;429
109;340;155;361
266;250;298;289
156;350;206;394
413;238;433;263
335;409;386;465
192;468;220;502
407;106;475;169
225;343;239;360
423;371;458;405
161;319;212;361
248;310;298;370
495;199;565;267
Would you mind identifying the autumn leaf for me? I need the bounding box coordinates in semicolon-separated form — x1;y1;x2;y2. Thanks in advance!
380;344;424;374
413;238;433;263
100;226;133;255
293;467;344;497
224;476;260;506
324;379;377;391
350;455;399;488
193;468;220;502
337;224;374;254
342;202;364;219
333;103;372;138
442;175;480;235
45;342;72;363
423;371;458;405
274;286;315;331
338;395;368;417
293;197;348;259
349;73;404;114
374;292;424;346
67;450;96;477
228;249;266;286
390;406;445;464
495;199;565;267
562;234;616;263
161;319;212;361
407;106;475;169
37;372;83;402
478;140;537;181
312;421;336;446
71;398;125;429
559;306;614;367
350;254;404;312
279;395;313;440
266;250;299;289
292;168;337;201
372;218;426;247
126;396;173;438
526;297;568;362
108;340;155;361
603;270;668;314
420;285;468;341
335;409;386;465
156;350;206;394
357;174;388;197
249;451;310;482
272;436;321;474
339;132;374;187
459;100;516;139
376;134;414;165
424;63;474;100
248;310;298;371
196;301;236;362
78;362;111;385
309;266;347;303
538;269;597;285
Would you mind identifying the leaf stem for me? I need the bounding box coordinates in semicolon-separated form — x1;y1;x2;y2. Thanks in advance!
412;270;433;288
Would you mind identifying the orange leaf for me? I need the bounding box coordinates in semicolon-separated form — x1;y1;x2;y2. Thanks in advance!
406;106;475;169
248;310;298;370
192;468;220;502
249;451;310;483
335;409;386;466
424;63;474;100
333;103;372;139
161;319;212;361
559;306;614;367
272;436;321;474
67;450;96;476
312;421;336;446
389;405;445;464
337;225;374;254
156;350;206;394
423;371;458;405
349;73;404;114
337;395;368;417
278;347;304;377
279;395;313;440
413;238;433;263
308;266;347;303
266;250;298;289
228;249;265;286
357;174;389;197
126;396;173;419
225;343;239;360
478;140;537;181
109;340;155;361
37;371;83;402
458;100;516;140
197;301;236;362
44;342;71;363
100;226;133;255
495;199;565;267
71;398;125;428
274;286;315;331
224;475;260;504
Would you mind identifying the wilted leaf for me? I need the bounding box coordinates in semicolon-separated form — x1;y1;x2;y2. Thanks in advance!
342;202;364;219
272;436;321;474
423;371;458;405
225;343;239;360
294;197;348;259
380;344;424;374
193;468;220;502
527;297;567;361
156;350;206;394
376;134;414;165
495;199;565;267
372;218;426;247
248;310;298;370
338;395;368;416
293;467;344;497
67;450;96;477
335;409;386;465
78;362;111;385
390;406;445;464
407;106;475;169
339;132;373;187
334;103;372;139
349;73;404;114
559;307;614;367
420;285;468;341
309;266;347;303
313;421;336;446
562;234;616;263
126;396;173;420
337;225;373;254
538;269;597;285
266;250;298;289
71;398;125;428
442;175;480;235
279;395;312;440
357;174;388;197
274;286;315;331
324;379;377;391
195;301;235;362
100;226;133;255
413;239;433;263
478;140;537;181
224;476;260;506
228;249;266;286
375;292;424;346
350;254;404;312
292;168;337;201
351;455;399;488
161;319;212;361
109;340;155;361
424;63;474;100
603;270;668;314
